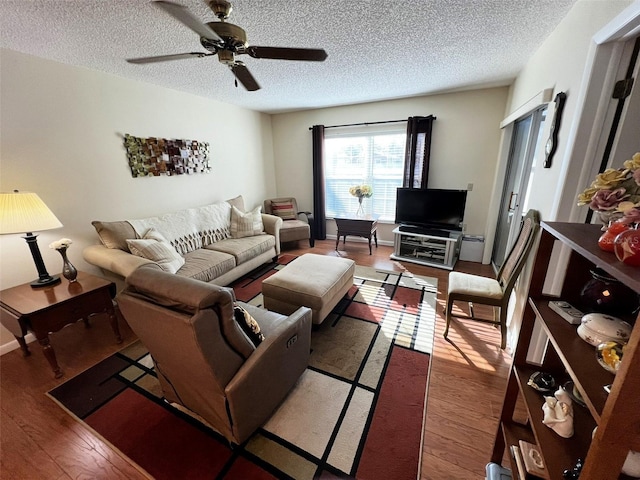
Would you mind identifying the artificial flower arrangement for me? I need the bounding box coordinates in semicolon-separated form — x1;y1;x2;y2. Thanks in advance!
349;184;373;199
49;238;73;250
577;152;640;225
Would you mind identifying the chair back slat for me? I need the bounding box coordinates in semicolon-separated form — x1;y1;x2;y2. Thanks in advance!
496;210;540;292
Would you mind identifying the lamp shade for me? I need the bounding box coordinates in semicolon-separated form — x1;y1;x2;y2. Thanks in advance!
0;191;63;234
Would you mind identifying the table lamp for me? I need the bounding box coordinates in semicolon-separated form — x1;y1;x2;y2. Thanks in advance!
0;190;63;288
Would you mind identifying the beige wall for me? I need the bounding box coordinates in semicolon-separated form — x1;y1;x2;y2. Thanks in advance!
498;0;634;349
271;87;510;242
504;0;633;221
0;49;275;348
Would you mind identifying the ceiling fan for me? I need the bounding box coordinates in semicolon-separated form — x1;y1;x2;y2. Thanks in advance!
126;0;328;91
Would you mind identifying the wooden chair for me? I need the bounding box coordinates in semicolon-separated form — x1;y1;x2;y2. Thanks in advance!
263;197;314;247
444;209;540;349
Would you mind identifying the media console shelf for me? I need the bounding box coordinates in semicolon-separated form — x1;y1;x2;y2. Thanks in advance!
390;227;462;270
491;222;640;479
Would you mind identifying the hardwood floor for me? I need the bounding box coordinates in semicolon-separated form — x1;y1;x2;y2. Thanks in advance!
0;240;511;479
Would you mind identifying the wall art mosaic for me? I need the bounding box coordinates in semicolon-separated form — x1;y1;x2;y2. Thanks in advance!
124;134;211;177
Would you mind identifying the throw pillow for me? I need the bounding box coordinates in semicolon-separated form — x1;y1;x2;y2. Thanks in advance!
230;205;264;238
91;220;137;251
126;228;185;274
270;200;297;220
233;304;265;347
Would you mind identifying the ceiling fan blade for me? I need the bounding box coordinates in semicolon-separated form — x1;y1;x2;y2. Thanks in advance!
126;52;214;64
230;63;260;91
246;46;327;61
153;1;223;43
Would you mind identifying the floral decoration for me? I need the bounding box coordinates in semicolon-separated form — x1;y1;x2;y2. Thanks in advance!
577;152;640;225
49;238;73;250
349;184;373;199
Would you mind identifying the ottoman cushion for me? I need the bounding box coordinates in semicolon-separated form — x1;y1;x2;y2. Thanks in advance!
262;254;355;324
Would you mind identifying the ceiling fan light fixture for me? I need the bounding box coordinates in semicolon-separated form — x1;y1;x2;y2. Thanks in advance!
218;49;234;65
207;0;232;21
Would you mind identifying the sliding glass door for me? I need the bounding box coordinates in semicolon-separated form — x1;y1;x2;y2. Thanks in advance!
491;107;546;271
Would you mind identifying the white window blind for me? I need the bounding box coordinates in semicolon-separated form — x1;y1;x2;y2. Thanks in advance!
324;127;406;221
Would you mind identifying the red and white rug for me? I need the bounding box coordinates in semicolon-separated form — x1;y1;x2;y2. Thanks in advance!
48;255;437;480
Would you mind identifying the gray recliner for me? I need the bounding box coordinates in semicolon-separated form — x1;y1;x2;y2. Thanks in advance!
116;265;312;445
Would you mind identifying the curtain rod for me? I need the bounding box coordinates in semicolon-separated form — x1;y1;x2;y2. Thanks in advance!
308;119;406;130
308;116;436;130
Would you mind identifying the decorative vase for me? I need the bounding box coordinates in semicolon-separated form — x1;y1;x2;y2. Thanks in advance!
356;196;365;217
58;247;78;283
613;225;640;267
598;221;631;252
579;268;639;316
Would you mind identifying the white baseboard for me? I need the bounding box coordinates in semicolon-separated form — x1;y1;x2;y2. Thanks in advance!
0;333;36;356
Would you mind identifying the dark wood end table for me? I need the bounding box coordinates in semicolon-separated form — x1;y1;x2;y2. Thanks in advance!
334;214;379;255
0;271;122;378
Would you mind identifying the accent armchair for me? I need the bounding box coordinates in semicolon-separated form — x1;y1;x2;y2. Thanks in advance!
263;197;314;247
443;209;540;349
116;265;312;445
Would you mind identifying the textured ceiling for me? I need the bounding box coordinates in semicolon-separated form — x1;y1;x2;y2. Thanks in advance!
0;0;577;114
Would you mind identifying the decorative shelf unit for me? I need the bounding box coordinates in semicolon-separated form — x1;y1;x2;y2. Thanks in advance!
491;222;640;479
390;227;462;270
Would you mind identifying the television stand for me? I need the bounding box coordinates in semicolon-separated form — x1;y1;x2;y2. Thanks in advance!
397;225;451;237
390;227;462;270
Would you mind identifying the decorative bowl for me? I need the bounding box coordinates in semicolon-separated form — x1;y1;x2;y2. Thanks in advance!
576;313;632;346
527;371;556;393
596;341;625;374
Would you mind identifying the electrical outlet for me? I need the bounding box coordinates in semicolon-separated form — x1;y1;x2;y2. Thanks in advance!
467;183;473;191
286;334;298;348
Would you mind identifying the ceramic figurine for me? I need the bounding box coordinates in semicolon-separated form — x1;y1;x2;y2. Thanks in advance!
542;389;574;438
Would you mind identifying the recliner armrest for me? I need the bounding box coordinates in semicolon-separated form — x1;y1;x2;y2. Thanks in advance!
296;211;314;246
224;306;312;443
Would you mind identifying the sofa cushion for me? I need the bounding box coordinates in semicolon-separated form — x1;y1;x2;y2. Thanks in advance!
206;235;275;265
270;200;297;220
92;220;137;251
279;220;311;243
126;229;185;274
176;248;236;283
230;206;263;239
233;304;265;346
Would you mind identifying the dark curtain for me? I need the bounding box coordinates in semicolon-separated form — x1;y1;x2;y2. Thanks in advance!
311;125;327;240
403;115;435;189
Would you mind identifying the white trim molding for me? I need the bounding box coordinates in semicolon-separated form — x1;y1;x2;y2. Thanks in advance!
0;332;35;356
500;88;554;128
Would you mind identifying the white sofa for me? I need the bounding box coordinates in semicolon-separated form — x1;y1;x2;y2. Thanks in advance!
83;196;282;287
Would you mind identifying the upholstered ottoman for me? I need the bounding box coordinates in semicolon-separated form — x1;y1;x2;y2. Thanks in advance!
262;254;355;324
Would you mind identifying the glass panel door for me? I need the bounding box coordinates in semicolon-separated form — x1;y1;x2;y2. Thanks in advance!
492;107;546;271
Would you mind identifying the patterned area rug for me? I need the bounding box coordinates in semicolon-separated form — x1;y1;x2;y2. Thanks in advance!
48;255;437;480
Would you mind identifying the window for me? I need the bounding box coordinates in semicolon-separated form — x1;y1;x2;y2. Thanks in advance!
324;128;406;221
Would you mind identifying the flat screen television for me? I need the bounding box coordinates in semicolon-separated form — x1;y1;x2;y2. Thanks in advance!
395;188;467;232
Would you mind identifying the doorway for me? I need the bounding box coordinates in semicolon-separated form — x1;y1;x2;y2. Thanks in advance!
491;107;547;271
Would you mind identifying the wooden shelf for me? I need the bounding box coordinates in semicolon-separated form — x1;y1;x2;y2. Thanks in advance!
529;297;614;421
491;221;640;479
541;222;640;293
514;365;595;477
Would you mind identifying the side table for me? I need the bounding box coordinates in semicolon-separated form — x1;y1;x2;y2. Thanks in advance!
0;271;122;378
334;214;379;255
